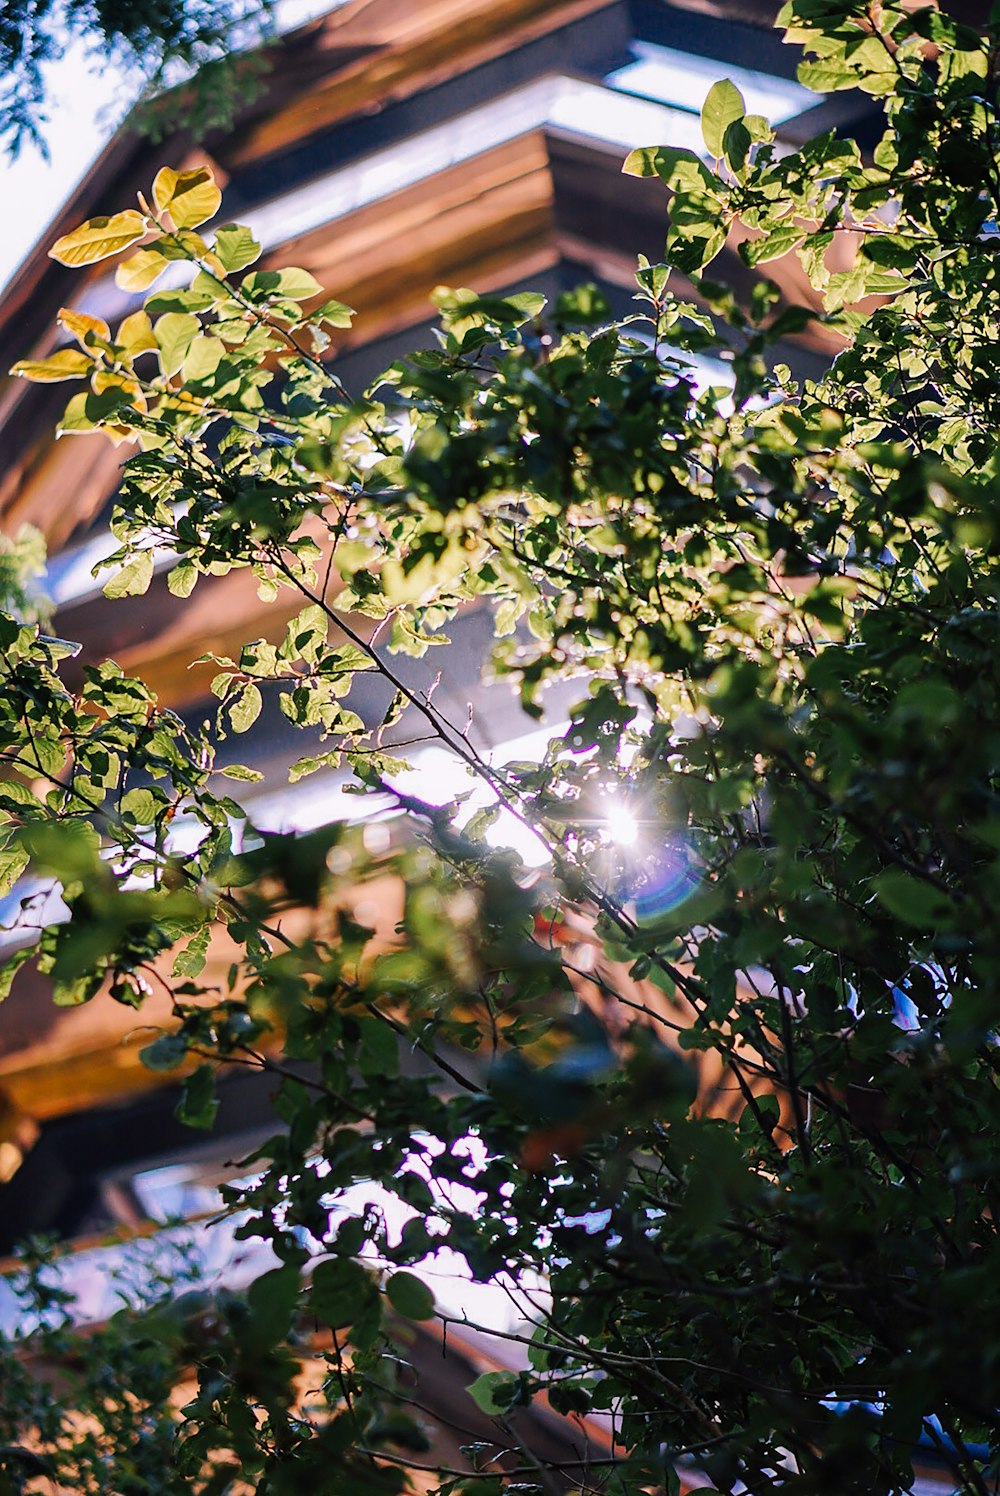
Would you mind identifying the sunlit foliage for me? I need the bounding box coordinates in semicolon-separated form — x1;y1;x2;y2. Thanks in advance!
5;4;1000;1490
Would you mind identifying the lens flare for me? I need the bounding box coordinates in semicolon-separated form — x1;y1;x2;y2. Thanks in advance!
607;807;639;846
623;836;699;924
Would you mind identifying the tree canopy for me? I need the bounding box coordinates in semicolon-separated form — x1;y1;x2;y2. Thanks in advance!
4;1;1000;1490
1;0;270;159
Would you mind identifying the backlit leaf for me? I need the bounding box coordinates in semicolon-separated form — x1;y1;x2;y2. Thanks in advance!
11;349;93;382
0;845;28;898
241;267;323;302
155;312;200;377
314;297;355;327
623;145;717;194
213;223;262;273
57;308;110;345
152;166;222;230
167;560;198;597
116;311;158;354
103;550;154;599
182;334;225;382
115;246;173;292
701;79;746;158
57;387;131;434
229;683;263;734
50;210;148;266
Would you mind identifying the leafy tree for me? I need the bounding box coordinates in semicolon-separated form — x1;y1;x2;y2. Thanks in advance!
1;0;271;159
5;2;1000;1490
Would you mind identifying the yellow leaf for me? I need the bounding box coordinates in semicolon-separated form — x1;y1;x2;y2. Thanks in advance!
152;166;222;230
102;426;139;447
151;166;178;213
93;370;147;411
116;311;158;355
49;210;148;267
57;307;110;345
381;542;468;605
174;230;209;257
115;246;171;292
10;349;93;382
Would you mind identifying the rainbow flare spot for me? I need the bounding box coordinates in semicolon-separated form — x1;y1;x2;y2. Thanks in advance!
621;835;700;924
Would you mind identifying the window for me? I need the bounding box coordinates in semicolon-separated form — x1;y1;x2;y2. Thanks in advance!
607;41;817;125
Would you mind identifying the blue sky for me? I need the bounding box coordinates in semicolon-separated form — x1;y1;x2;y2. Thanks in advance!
0;40;128;294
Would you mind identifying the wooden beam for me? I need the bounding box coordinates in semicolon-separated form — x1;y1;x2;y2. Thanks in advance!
227;0;612;167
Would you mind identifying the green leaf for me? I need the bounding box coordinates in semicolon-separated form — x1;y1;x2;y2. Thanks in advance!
722;118;753;171
384;1271;435;1320
119;787;159;824
213;223;263;273
140;1032;188;1072
0;844;29;897
311;1257;374;1329
183;334;225;382
314;296;355;327
246;1265;301;1348
171;925;211;978
741;225;806;266
49;210;148;266
742;113;774;144
103;550;154;600
623;146;717;194
220;763;264;782
873;871;958;929
229;683;263;734
0;946;33;1004
167;560;198;598
144;287;216;315
466;1371;519;1415
176;1063;218;1128
154;313;200;378
701;79;746;158
797;57;864;92
357;1016;399;1079
57;387;130;435
506;291;547;322
666;199;727;273
285;604;328;664
241;267;323;302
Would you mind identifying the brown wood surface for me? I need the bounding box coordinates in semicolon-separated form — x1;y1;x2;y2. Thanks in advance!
227;0;610;166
